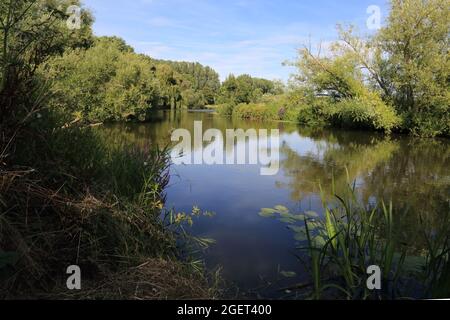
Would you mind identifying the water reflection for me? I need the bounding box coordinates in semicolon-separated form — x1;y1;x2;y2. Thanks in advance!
99;110;450;297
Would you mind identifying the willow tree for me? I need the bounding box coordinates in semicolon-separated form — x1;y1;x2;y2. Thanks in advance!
292;0;449;136
376;0;450;136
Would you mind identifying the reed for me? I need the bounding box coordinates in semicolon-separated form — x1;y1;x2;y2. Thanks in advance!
262;180;450;299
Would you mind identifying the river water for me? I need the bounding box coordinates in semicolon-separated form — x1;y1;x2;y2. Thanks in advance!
102;110;450;298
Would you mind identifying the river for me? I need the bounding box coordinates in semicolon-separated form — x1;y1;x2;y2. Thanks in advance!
101;110;450;298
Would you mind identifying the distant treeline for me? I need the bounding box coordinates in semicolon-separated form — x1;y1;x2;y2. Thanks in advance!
43;34;283;123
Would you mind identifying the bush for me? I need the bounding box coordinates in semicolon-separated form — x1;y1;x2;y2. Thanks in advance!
233;103;277;121
45;40;161;123
404;109;450;138
294;98;332;127
329;93;401;133
216;103;236;117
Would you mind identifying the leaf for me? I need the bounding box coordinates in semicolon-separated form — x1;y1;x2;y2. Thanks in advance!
259;208;277;218
307;221;322;230
305;211;319;218
325;209;337;249
292;214;307;221
280;217;296;224
274;205;289;214
280;271;297;278
313;236;326;248
288;225;304;233
280;212;294;219
278;212;297;224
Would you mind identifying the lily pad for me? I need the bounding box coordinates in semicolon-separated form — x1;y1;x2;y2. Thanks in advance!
294;232;307;241
305;211;319;218
288;225;304;233
274;205;290;214
280;271;297;278
259;208;277;217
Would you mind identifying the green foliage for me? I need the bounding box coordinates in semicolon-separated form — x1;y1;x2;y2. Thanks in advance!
232;102;277;121
181;88;207;109
218;74;282;105
45;37;223;121
376;0;449;137
227;86;400;132
215;103;235;117
1;0;215;298
44;38;160;122
261;184;450;299
290;0;450;136
405;111;450;138
157;60;221;106
0;0;94;128
293;48;365;100
281;0;450;136
294;103;329;127
329;93;401;132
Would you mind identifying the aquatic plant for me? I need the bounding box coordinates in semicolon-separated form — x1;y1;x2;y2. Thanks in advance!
260;182;450;299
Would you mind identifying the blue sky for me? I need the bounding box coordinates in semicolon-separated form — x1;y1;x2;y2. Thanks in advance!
83;0;389;81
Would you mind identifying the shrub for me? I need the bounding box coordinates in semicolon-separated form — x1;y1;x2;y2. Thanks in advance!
329;93;401;133
216;103;236;117
404;109;450;138
233;103;277;121
45;40;161;123
295;98;333;127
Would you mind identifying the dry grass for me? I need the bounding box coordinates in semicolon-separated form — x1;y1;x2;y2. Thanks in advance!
46;258;215;300
0;153;217;300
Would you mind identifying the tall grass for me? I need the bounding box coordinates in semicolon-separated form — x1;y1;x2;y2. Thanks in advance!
300;184;406;299
0;120;218;299
261;180;450;299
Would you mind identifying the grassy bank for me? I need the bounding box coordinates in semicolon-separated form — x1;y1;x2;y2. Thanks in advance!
0;0;217;299
0;123;218;299
216;90;447;136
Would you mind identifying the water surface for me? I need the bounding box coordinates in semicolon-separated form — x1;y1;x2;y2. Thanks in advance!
102;111;450;298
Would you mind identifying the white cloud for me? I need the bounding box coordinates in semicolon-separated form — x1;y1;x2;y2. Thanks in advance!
147;16;177;28
133;41;173;58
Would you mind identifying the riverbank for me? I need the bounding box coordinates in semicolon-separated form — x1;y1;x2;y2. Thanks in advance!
0;1;221;299
215;93;449;138
0;123;218;299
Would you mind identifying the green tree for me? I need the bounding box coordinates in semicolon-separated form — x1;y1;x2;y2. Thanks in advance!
218;74;280;104
156;60;220;107
0;0;93;127
291;0;449;136
45;36;161;122
376;0;450;136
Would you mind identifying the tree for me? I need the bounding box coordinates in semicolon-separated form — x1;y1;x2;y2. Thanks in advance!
0;0;93;143
156;60;221;107
218;74;281;104
291;0;449;136
155;63;182;110
376;0;450;136
45;36;162;122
